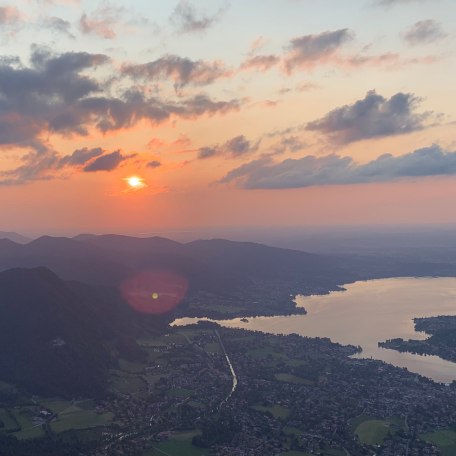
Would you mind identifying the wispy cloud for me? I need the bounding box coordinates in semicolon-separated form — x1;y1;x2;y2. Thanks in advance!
402;20;447;46
122;55;231;89
284;29;354;72
79;5;124;39
240;55;280;72
170;0;226;34
43;16;74;38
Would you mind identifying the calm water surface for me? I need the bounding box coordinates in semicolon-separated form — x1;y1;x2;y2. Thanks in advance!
173;277;456;383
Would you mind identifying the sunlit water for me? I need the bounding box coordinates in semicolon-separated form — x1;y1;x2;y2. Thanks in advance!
173;277;456;384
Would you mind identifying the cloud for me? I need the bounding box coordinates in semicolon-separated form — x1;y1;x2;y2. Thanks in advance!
198;146;218;159
240;55;280;72
271;136;307;155
43;16;74;38
0;149;59;185
0;6;21;26
146;160;161;168
403;20;447;45
284;29;354;72
170;0;225;34
219;145;456;189
0;47;108;148
122;55;230;89
198;135;260;159
306;90;432;144
239;29;438;76
58;147;104;166
83;150;133;172
0;47;240;154
0;146;131;185
79;5;124;39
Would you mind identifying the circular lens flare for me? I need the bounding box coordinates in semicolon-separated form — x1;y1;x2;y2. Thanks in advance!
120;270;188;314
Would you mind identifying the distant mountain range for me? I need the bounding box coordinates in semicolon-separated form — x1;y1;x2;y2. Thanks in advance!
0;231;31;244
0;234;454;290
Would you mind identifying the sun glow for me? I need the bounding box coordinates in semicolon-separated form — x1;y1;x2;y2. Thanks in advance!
125;176;146;190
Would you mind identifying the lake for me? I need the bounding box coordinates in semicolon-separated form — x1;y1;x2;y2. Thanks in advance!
173;277;456;384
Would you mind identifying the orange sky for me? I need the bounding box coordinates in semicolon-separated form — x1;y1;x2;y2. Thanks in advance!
0;0;455;235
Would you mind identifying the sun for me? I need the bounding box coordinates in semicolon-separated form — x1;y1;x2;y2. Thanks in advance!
124;176;146;190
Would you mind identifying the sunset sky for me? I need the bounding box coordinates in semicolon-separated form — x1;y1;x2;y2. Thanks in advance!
0;0;455;235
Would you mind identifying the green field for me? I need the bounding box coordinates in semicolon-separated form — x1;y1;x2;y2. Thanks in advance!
169;387;194;398
109;369;147;395
138;334;187;347
279;452;311;456
0;408;19;431
248;347;286;359
283;426;304;436
11;407;45;440
145;430;207;456
252;404;290;420
353;416;404;446
274;373;313;385
420;429;456;456
203;342;222;354
50;403;113;434
118;358;145;373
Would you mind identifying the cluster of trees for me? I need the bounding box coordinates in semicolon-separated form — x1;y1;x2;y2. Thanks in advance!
192;411;241;447
0;434;96;456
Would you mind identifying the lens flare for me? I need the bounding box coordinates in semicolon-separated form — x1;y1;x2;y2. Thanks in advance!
120;270;188;314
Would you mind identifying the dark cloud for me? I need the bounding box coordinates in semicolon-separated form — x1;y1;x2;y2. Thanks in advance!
122;55;229;89
0;47;240;153
198;135;260;159
224;135;256;157
0;47;108;148
403;20;447;45
307;90;431;144
146;160;161;168
219;145;456;189
58;147;104;166
170;0;224;34
284;29;354;72
43;16;74;38
83;150;133;172
0;146;130;185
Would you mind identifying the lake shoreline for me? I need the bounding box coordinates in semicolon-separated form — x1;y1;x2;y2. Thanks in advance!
172;277;456;384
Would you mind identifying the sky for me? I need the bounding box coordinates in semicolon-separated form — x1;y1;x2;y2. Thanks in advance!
0;0;455;236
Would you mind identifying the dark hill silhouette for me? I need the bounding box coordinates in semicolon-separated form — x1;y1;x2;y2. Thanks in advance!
0;267;145;397
0;236;127;286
